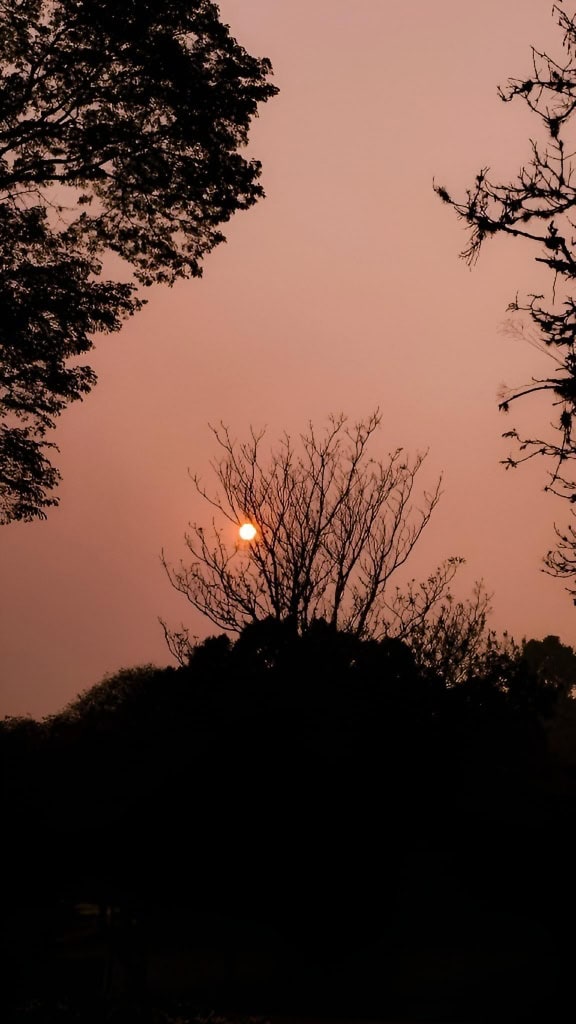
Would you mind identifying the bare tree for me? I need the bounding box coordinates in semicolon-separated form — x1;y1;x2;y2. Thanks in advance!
436;3;576;596
386;576;513;685
160;412;474;661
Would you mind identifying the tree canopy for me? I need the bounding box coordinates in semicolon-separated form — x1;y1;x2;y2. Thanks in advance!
436;2;576;595
0;0;278;522
523;633;576;697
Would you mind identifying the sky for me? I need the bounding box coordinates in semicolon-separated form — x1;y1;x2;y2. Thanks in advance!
1;0;574;718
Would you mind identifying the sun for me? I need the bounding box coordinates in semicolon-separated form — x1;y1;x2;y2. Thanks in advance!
238;522;257;541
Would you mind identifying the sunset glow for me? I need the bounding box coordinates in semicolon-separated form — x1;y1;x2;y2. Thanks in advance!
1;0;572;720
239;522;257;541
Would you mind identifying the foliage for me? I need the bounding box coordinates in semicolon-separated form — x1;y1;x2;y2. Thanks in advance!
161;412;472;654
0;202;139;520
523;633;576;697
436;2;576;594
38;620;556;772
52;664;171;725
0;0;278;522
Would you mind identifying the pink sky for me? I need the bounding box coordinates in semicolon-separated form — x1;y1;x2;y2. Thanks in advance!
1;0;573;718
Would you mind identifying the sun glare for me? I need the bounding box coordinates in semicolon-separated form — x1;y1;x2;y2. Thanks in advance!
239;522;257;541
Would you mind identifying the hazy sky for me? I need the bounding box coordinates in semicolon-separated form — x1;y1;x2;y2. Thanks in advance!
2;0;573;718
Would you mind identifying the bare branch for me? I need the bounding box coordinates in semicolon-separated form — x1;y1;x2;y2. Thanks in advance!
162;413;454;645
437;3;576;589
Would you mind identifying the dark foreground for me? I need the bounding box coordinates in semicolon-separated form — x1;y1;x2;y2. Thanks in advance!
4;804;574;1024
4;631;576;1022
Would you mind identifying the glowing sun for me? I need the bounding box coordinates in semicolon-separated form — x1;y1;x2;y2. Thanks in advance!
239;522;257;541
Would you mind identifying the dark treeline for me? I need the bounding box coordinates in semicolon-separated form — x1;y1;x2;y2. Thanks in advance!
3;624;576;1021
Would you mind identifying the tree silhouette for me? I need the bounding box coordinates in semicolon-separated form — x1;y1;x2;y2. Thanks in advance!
160;412;486;661
397;579;510;685
435;2;576;595
523;633;576;698
0;0;277;522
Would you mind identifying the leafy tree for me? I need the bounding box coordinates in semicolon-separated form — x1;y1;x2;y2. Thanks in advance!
161;411;483;659
52;663;173;726
523;633;576;698
0;0;278;522
435;2;576;594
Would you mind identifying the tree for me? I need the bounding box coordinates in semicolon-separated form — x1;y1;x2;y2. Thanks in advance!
391;579;506;686
435;2;576;595
161;411;476;659
0;0;278;522
522;633;576;698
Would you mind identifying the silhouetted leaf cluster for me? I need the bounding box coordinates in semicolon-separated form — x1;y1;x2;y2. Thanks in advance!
0;0;278;521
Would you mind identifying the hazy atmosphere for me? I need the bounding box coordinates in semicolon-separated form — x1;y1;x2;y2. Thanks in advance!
1;0;572;717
